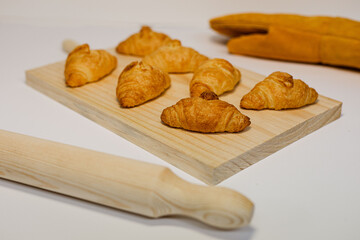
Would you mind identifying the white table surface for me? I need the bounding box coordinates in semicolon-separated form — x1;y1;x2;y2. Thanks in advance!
1;1;360;239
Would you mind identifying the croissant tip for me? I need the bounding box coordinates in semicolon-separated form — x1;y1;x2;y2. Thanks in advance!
240;98;251;109
160;110;166;122
66;73;87;87
240;93;266;110
244;115;251;126
199;91;219;100
141;25;151;31
160;107;171;124
115;44;123;53
119;97;138;108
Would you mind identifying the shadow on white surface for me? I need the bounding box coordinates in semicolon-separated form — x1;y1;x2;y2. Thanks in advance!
210;34;230;45
0;179;255;240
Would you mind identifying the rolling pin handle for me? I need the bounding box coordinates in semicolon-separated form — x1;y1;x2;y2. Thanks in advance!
62;39;80;53
155;168;254;229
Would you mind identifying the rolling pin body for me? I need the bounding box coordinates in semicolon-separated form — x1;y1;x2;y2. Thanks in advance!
0;129;253;229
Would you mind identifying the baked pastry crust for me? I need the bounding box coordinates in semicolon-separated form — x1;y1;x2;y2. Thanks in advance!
199;90;219;100
116;61;171;107
116;26;171;57
65;44;117;87
210;13;360;69
209;13;360;40
161;96;250;133
190;58;241;97
240;71;318;110
142;40;208;73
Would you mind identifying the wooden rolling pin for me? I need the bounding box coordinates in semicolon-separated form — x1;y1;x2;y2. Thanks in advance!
62;39;79;53
0;129;254;229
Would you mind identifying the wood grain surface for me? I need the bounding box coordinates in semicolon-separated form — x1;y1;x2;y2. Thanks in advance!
25;49;342;185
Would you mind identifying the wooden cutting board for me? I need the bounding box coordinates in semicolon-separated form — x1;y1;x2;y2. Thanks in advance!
25;49;342;185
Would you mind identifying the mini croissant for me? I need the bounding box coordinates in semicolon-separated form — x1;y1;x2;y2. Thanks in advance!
240;71;318;110
116;61;171;107
190;58;241;97
65;44;117;87
142;40;209;73
161;94;250;133
116;26;171;57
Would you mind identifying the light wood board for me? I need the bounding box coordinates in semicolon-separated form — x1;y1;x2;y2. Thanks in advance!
25;49;342;185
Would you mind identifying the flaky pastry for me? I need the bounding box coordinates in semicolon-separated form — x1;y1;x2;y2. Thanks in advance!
240;71;318;110
116;26;171;57
161;95;250;133
190;58;241;97
142;40;209;73
116;61;171;107
65;44;117;87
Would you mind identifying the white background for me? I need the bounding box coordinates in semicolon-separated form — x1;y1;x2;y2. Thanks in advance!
1;0;360;239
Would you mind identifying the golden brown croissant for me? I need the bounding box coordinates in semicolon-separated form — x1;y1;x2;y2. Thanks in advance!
240;71;318;110
161;96;250;133
116;26;171;57
190;58;241;97
65;44;117;87
116;61;171;107
142;40;209;73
